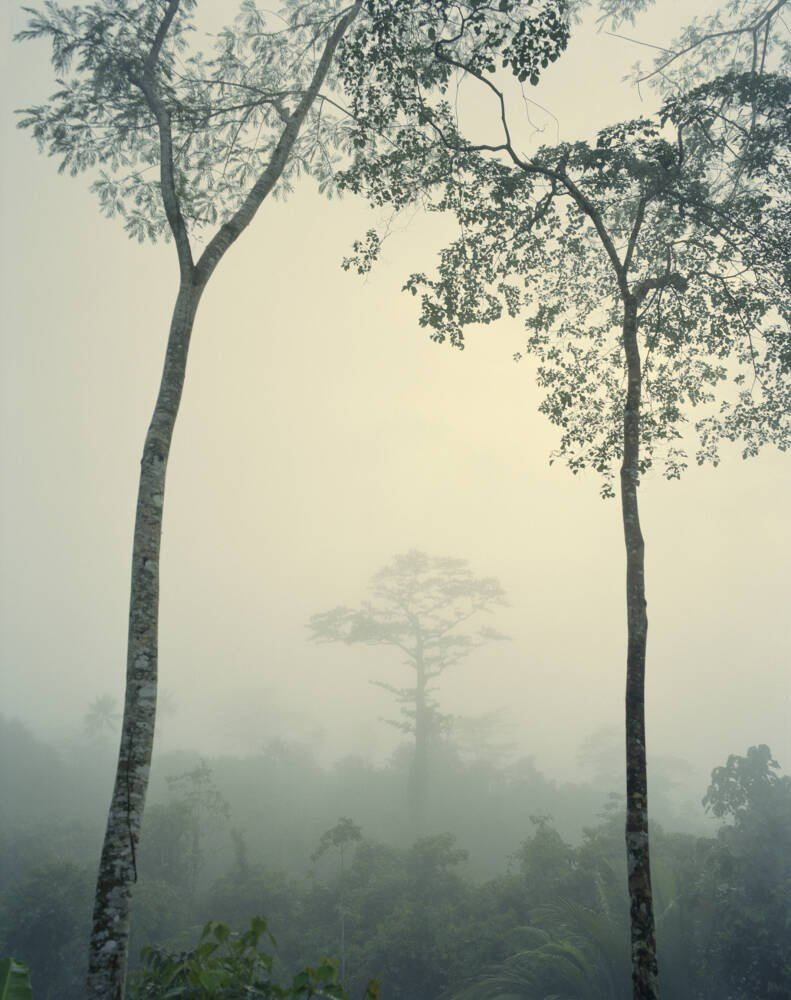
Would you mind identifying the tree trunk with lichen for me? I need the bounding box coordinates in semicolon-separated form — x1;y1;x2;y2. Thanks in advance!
620;297;659;1000
81;6;363;995
87;279;201;1000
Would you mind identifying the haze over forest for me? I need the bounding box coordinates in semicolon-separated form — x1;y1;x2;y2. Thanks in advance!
2;0;788;789
0;0;788;997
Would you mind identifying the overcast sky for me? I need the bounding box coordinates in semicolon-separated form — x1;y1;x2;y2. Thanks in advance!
1;0;788;796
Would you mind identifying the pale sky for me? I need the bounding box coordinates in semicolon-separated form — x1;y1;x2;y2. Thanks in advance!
1;0;788;796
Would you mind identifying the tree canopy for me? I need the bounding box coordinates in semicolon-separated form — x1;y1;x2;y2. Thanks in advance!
308;551;508;738
16;0;364;245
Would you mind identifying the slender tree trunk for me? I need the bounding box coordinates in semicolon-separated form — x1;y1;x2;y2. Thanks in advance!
619;297;659;1000
87;277;202;1000
412;654;429;836
83;9;360;991
339;844;346;985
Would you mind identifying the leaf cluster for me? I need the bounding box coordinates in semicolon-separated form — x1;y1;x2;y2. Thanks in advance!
16;0;360;241
337;0;568;141
311;818;364;864
340;51;790;494
129;916;364;998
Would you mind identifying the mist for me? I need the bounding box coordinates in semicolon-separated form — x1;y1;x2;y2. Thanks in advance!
0;0;789;998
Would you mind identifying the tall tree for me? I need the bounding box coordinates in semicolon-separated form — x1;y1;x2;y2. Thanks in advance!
700;746;791;998
15;2;363;995
312;817;364;985
308;552;508;833
335;4;789;996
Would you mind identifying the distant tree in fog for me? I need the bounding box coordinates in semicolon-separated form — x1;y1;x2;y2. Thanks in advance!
699;745;791;998
308;551;508;834
311;817;363;985
449;709;518;767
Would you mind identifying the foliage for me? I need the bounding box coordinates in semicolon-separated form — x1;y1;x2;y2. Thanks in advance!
15;0;363;242
337;2;790;497
308;551;508;737
138;761;229;898
447;710;519;767
128;916;378;998
333;834;474;999
2;733;788;999
449;931;628;1000
601;0;790;206
702;742;783;819
205;831;301;942
697;746;791;998
447;818;632;999
339;0;569;137
620;0;790;96
0;718;82;839
510;815;576;904
347;85;788;494
312;819;364;866
311;819;364;985
0;862;92;1000
0;959;33;1000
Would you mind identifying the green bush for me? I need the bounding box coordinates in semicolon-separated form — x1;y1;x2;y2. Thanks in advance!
128;917;379;999
0;958;34;1000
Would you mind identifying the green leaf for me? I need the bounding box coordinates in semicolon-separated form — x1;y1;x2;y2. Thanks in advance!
0;959;34;1000
212;922;231;944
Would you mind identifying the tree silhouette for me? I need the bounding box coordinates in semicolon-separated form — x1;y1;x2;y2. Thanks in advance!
312;817;364;985
308;552;508;833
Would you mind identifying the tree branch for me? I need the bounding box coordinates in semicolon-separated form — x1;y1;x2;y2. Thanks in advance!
624;192;648;275
128;0;194;280
635;0;787;85
195;1;363;285
633;270;688;302
412;50;630;298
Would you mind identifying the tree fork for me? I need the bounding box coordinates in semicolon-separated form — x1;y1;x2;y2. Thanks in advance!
620;297;659;1000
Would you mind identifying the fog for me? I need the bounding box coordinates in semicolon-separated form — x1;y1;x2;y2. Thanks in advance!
0;1;789;995
2;0;787;793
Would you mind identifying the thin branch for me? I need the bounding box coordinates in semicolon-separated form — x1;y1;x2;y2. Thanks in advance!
635;0;787;85
604;31;670;53
195;1;362;285
129;0;194;279
624;192;648;275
